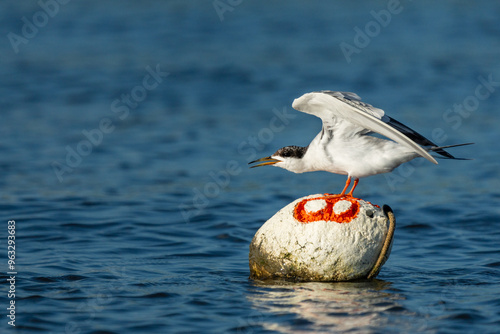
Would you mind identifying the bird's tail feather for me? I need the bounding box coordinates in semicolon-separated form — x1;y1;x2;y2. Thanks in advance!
428;142;474;160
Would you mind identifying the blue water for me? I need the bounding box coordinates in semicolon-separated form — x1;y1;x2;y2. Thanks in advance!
1;1;500;333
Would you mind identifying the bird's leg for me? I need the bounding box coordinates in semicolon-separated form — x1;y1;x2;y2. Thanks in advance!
324;177;355;198
346;178;359;197
339;176;352;196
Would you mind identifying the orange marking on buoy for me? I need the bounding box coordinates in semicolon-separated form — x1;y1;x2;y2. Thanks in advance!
293;195;361;224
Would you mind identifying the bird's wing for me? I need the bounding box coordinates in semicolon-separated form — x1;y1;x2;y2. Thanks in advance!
383;116;454;159
292;91;438;164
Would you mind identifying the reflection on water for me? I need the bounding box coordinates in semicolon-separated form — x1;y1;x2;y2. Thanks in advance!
248;279;405;333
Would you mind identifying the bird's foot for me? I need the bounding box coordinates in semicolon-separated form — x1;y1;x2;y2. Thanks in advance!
323;193;352;198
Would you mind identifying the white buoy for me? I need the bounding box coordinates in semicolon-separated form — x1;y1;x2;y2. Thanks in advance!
249;194;395;281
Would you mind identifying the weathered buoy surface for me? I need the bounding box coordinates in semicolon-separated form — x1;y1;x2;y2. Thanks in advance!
249;194;394;281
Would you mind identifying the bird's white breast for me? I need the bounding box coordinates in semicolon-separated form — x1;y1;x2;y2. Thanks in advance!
303;132;418;178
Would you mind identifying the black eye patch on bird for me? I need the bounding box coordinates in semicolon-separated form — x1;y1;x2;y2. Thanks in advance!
275;146;308;159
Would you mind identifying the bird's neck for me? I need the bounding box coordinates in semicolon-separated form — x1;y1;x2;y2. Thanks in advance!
286;146;310;173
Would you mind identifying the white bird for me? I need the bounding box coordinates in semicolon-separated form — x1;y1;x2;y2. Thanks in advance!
249;91;472;197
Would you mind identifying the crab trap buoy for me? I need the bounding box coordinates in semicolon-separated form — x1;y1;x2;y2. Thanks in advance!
249;194;395;281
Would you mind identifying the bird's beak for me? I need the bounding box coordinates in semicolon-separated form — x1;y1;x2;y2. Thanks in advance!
248;156;281;168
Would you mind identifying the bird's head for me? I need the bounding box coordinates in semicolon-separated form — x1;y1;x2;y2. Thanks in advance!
249;146;308;173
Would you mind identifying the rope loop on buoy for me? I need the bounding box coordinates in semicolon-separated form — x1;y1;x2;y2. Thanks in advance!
367;205;395;279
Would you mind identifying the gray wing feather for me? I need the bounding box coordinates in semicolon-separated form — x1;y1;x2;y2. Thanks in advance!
384;116;455;159
330;91;452;158
292;91;438;164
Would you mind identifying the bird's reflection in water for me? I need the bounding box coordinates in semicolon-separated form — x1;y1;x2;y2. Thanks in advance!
247;279;405;333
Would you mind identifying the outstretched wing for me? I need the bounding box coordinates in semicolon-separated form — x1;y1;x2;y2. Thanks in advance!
292;91;438;164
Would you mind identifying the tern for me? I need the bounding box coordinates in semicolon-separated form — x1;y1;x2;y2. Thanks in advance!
249;91;472;197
